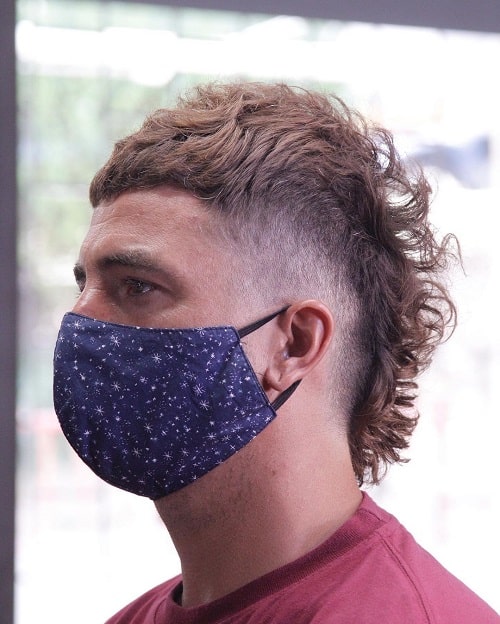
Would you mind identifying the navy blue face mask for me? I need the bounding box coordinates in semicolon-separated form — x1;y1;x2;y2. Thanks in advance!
53;308;299;500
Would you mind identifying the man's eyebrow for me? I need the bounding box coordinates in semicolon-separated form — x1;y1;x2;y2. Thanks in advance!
97;250;164;273
73;250;183;285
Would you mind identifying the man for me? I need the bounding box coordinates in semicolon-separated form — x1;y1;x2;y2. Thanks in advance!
53;82;499;623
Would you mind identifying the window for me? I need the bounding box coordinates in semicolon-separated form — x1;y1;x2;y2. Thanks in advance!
15;2;500;621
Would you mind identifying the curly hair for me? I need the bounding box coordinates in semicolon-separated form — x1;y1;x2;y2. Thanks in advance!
90;82;457;485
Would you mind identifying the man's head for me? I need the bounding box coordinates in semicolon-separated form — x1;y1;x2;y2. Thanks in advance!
88;82;456;485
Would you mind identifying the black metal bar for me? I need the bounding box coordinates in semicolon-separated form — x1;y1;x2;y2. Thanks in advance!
0;0;17;622
105;0;500;34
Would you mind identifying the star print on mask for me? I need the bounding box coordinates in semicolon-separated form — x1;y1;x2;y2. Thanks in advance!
53;309;298;499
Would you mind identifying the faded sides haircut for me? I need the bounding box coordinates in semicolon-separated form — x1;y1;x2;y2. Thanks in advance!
90;82;457;485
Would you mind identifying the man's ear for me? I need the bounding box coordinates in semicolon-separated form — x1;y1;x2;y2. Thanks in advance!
263;300;334;393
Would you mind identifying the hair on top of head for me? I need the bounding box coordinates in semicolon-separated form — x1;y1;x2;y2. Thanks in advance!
90;81;458;485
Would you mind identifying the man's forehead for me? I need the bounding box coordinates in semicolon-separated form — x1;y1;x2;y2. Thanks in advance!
91;186;212;229
81;187;219;254
77;187;244;286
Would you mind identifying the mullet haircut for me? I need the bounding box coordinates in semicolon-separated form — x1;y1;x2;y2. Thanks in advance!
90;82;457;485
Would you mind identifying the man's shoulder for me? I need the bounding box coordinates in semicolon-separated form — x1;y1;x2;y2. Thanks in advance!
104;576;180;624
261;493;499;623
345;494;500;623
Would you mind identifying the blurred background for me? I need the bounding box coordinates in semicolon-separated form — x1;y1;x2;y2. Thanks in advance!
2;1;500;622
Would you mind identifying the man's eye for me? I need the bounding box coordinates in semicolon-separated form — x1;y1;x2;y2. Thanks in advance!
124;279;155;295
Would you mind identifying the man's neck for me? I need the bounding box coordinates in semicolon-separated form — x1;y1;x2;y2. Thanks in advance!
154;416;361;608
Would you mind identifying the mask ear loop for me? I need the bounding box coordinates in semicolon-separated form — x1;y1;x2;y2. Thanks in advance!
237;305;290;339
270;379;301;410
237;305;301;411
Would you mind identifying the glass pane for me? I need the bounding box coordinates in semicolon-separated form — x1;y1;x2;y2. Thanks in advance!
16;2;500;621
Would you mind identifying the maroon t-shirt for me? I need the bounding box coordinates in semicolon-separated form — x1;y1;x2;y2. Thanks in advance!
106;494;499;623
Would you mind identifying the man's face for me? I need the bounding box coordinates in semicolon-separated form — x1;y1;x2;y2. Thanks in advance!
73;186;258;330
